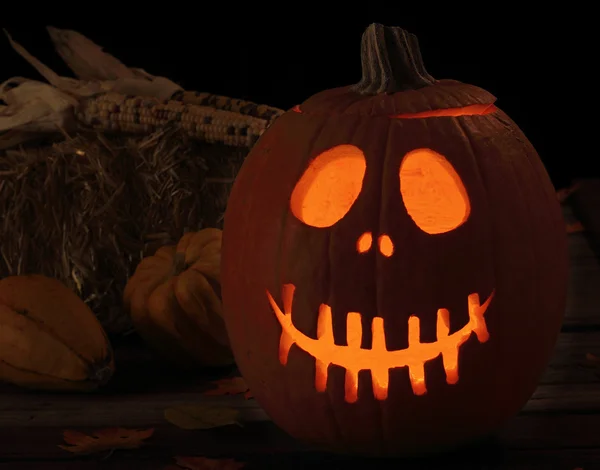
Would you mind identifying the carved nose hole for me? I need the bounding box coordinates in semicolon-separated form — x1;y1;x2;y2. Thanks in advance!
356;232;372;253
378;234;394;257
357;232;393;256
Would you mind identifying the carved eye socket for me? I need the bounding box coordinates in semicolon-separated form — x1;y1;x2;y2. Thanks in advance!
290;145;366;228
399;148;470;235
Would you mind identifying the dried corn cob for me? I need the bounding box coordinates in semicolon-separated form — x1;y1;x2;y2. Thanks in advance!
77;92;271;147
171;90;285;124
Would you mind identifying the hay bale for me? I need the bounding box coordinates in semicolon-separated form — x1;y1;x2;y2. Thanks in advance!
0;128;247;333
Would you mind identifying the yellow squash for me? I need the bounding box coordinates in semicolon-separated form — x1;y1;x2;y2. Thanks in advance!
0;274;114;391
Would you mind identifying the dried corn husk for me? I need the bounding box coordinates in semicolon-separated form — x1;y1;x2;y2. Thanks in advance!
0;78;77;134
0;28;284;149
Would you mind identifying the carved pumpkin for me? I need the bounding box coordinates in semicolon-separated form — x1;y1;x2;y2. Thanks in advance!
221;24;568;456
123;228;234;368
0;275;114;391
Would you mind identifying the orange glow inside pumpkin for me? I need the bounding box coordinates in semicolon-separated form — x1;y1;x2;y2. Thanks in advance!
357;232;372;253
378;234;394;257
267;285;493;403
291;103;497;119
399;148;470;234
356;232;394;257
290;144;366;228
389;103;497;119
290;144;470;235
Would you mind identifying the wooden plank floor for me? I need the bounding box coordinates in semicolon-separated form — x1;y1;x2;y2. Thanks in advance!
1;186;600;469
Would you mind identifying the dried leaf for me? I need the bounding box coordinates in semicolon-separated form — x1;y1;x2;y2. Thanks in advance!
557;182;580;203
3;29;102;98
581;353;600;371
164;405;240;430
4;29;70;90
58;427;154;455
171;456;246;470
566;221;584;234
46;26;137;82
204;377;253;399
4;28;179;102
45;26;181;101
586;352;600;364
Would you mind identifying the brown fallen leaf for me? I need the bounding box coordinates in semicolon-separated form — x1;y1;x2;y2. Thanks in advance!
204;377;253;399
581;353;600;374
164;405;240;430
557;182;580;203
166;455;246;470
585;352;600;364
566;221;584;234
58;427;154;455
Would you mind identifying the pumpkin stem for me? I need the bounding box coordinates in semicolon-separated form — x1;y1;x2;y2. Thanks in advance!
351;23;436;95
172;252;187;276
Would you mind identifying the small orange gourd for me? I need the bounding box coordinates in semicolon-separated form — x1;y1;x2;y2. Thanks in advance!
123;228;233;368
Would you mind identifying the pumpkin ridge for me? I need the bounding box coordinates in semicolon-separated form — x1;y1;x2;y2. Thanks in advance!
270;112;343;441
187;264;221;299
174;272;229;346
171;252;187;276
273;111;333;296
322;112;367;444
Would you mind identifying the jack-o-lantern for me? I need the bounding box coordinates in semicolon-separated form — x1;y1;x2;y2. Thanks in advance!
221;24;568;456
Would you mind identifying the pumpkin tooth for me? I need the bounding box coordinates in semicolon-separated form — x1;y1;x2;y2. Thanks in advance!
437;308;459;385
281;284;295;315
315;359;328;392
278;284;297;365
344;312;363;403
266;288;295;366
407;316;427;395
370;317;389;400
316;304;334;342
344;368;360;404
279;331;294;366
468;292;492;343
315;304;333;392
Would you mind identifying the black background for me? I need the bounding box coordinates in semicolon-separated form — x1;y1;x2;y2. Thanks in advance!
1;17;590;190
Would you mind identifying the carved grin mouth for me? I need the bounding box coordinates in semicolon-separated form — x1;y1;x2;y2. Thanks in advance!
266;285;494;403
